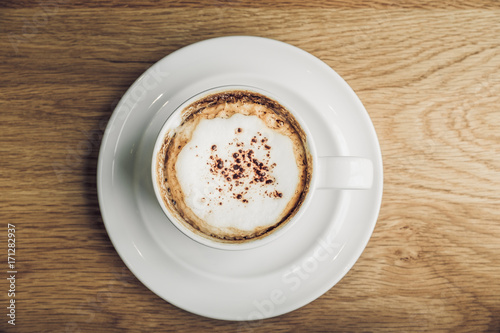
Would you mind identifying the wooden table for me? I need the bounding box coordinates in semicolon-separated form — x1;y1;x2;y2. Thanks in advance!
1;1;499;332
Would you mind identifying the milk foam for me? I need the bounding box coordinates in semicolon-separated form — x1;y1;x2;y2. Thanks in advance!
175;113;299;232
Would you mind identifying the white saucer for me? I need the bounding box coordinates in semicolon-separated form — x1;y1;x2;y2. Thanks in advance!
97;36;383;321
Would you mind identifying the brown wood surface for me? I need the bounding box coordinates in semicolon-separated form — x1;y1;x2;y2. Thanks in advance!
1;1;500;332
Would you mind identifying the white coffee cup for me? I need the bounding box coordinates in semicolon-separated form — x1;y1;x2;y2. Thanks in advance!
151;85;373;250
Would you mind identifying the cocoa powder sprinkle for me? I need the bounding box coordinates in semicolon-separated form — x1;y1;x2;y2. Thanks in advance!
204;132;283;205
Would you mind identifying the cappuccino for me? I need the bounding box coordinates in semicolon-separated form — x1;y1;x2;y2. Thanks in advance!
156;90;312;243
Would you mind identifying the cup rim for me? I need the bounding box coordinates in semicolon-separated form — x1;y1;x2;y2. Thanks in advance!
151;84;317;251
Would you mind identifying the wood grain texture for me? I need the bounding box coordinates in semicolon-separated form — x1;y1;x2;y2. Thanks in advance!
1;0;500;9
1;2;500;332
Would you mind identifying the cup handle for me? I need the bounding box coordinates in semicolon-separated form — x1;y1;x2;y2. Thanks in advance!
317;156;373;189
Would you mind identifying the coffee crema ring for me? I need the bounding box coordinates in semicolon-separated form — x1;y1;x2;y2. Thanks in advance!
156;90;312;243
